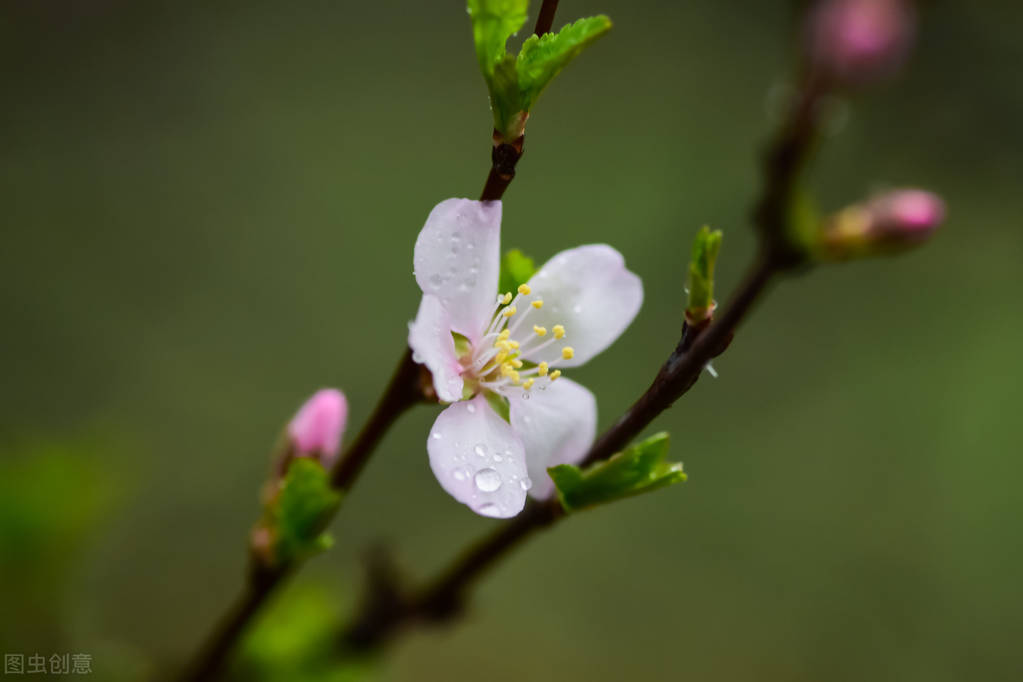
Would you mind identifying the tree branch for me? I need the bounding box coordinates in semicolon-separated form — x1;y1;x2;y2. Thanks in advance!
337;47;830;661
175;4;567;680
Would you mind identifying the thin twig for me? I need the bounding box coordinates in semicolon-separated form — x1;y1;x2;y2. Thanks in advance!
533;0;561;36
337;48;829;659
176;4;567;679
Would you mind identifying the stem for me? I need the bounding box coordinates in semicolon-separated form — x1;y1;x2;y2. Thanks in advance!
337;44;829;660
533;0;560;36
177;3;570;676
339;254;778;654
331;349;423;489
177;350;422;682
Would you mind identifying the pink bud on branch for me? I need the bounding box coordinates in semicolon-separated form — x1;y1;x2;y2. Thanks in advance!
288;388;348;465
821;188;944;259
807;0;916;85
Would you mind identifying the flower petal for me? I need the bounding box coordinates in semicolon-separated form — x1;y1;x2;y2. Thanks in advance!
507;378;597;500
413;198;502;342
408;295;464;403
520;244;642;367
427;395;529;518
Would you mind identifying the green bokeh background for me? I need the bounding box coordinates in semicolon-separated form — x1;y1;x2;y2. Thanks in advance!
2;1;1021;679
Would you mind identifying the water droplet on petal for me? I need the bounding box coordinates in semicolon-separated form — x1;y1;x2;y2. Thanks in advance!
452;468;468;481
521;392;530;400
473;443;487;457
520;478;533;491
431;432;442;440
477;502;501;517
429;274;443;289
466;403;476;414
474;468;502;492
493;453;503;462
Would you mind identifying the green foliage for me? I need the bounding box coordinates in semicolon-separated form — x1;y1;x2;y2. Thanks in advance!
467;2;612;140
269;458;342;564
498;248;537;294
0;436;123;647
686;226;723;320
240;584;374;682
548;433;686;513
516;16;613;113
451;331;473;359
483;389;511;422
467;0;529;79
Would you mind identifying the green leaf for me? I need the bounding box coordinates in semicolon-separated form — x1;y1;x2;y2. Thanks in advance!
467;4;613;141
451;331;473;359
548;433;686;513
498;248;536;295
686;226;723;320
516;15;613;113
467;0;529;78
483;389;511;423
272;458;342;563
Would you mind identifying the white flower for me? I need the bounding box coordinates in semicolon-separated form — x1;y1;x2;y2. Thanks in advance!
409;199;643;518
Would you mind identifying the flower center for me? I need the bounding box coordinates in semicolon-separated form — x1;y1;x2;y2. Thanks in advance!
462;284;573;395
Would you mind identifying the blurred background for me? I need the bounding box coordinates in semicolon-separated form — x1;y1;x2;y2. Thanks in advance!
1;0;1021;680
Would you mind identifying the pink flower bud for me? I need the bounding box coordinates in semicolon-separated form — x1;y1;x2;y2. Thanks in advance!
821;188;944;259
807;0;916;85
287;389;348;465
869;189;945;240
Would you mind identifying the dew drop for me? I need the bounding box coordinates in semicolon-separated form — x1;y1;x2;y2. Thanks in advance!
493;453;503;462
431;432;442;440
473;443;488;458
466;403;476;414
474;468;502;492
520;478;533;491
452;468;468;481
521;392;530;400
429;274;443;289
477;503;502;518
412;352;424;363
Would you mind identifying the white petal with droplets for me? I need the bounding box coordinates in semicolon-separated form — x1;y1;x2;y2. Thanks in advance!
427;394;528;518
507;378;597;500
413;198;502;343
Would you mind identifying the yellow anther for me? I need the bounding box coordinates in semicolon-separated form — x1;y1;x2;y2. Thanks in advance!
501;363;514;376
533;325;547;337
517;284;531;295
511;359;523;369
494;352;508;364
537;362;549;377
522;378;535;390
498;329;510;340
508;340;520;349
553;324;565;339
502;305;517;318
494;340;511;352
532;299;544;309
500;292;513;305
561;346;575;360
510;370;521;384
549;370;562;381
